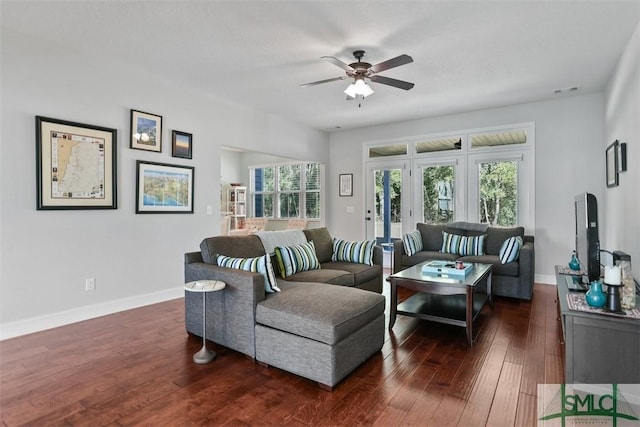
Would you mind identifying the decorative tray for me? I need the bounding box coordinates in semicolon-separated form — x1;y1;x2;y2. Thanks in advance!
422;260;472;277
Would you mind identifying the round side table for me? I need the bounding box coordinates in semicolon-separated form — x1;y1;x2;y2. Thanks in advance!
184;280;226;364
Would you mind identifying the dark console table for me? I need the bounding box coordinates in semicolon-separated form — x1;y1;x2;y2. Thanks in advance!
555;266;640;384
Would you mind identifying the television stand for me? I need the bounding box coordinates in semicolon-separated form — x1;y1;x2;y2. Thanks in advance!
555;266;640;383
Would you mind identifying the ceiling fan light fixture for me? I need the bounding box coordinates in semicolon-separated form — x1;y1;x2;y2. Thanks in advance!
344;78;374;98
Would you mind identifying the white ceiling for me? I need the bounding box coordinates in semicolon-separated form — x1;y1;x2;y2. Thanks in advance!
3;1;639;132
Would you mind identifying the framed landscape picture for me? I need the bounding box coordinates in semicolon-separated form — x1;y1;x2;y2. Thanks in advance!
130;109;162;152
136;161;194;214
35;116;117;210
171;130;192;159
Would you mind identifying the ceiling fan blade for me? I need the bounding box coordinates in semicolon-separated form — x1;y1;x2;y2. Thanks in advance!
370;54;413;73
369;75;415;90
300;76;347;88
321;56;354;72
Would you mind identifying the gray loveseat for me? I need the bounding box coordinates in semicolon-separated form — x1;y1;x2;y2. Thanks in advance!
184;228;385;389
393;222;535;300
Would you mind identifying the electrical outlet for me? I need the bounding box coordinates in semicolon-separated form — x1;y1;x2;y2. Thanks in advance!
85;277;95;291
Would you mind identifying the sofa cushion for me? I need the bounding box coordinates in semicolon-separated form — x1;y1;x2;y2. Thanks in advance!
302;227;334;263
321;261;380;286
274;241;320;278
499;236;523;264
331;238;375;266
402;230;423;256
281;268;353;286
216;254;280;293
441;231;485;256
458;255;520;277
200;235;266;264
485;226;524;255
403;251;459;267
416;223;448;251
256;282;385;345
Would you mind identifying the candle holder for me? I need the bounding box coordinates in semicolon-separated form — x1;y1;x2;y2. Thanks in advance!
605;282;623;312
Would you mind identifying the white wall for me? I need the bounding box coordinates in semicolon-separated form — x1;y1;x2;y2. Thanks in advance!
0;28;328;338
603;22;640;281
329;93;605;284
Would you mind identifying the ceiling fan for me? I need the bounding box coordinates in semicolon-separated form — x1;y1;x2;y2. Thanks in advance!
301;50;414;100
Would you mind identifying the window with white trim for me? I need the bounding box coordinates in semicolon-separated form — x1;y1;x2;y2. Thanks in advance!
250;162;321;219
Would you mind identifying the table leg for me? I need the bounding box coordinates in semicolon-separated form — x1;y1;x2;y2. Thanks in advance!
193;292;215;364
389;279;397;329
466;287;473;346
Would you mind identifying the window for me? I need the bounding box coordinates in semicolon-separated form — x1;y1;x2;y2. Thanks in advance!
478;160;517;226
251;162;321;219
422;164;455;224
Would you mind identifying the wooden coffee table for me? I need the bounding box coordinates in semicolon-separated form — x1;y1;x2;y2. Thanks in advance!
389;261;493;346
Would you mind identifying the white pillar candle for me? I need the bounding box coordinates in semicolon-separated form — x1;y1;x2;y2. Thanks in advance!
604;265;621;285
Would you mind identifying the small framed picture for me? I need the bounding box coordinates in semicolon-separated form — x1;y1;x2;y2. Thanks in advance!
35;116;117;210
171;130;192;159
136;161;194;214
339;173;353;197
130;109;162;152
606;140;619;188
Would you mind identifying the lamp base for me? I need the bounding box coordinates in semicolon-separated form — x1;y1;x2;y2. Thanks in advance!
193;345;216;364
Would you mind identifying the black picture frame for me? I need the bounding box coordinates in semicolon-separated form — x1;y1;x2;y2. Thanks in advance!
618;142;627;172
606;140;619;188
35;116;117;210
130;109;162;152
339;173;353;197
171;130;193;159
135;161;194;214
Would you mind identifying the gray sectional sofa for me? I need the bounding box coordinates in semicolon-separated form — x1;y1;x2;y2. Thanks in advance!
184;227;385;389
393;222;535;300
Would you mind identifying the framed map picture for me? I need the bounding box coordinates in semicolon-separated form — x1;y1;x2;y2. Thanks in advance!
130;109;162;152
36;116;117;210
135;161;194;214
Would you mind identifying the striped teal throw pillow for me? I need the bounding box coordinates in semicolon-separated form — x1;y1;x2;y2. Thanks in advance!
402;230;423;256
216;254;280;293
331;238;376;266
274;241;320;278
499;236;523;264
441;231;485;256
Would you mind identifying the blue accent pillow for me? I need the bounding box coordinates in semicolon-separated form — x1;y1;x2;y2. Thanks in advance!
441;231;485;256
331;238;376;266
274;241;320;278
499;236;523;264
402;230;423;256
217;254;280;293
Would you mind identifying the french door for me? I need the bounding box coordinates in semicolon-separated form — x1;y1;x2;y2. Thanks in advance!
364;160;411;243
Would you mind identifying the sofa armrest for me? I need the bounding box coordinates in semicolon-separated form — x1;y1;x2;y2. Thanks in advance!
393;240;405;273
518;241;535;293
184;253;266;358
372;245;383;267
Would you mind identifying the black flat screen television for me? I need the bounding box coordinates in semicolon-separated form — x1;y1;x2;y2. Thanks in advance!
575;193;600;282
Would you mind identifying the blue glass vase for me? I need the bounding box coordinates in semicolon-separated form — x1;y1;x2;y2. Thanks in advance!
569;252;581;271
586;281;606;308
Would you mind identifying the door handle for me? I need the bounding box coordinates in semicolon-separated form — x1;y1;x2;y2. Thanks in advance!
365;217;371;221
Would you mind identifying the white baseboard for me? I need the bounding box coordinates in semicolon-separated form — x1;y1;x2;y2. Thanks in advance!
0;287;184;341
536;274;557;285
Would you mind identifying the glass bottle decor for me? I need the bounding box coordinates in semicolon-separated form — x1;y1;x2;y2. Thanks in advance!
585;281;606;308
619;260;636;310
569;251;581;271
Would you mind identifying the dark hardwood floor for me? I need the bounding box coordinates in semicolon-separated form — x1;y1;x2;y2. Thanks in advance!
0;282;563;426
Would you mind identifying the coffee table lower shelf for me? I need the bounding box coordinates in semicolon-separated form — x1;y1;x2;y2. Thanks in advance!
397;292;489;342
